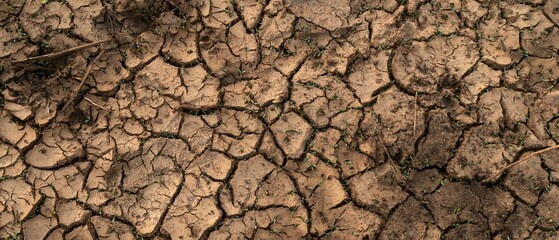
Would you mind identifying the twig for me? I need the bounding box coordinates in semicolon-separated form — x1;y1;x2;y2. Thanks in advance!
84;97;108;111
377;136;405;182
413;91;418;138
60;50;106;114
15;39;110;63
482;144;559;183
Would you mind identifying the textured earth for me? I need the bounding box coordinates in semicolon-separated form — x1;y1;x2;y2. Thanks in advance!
1;0;559;239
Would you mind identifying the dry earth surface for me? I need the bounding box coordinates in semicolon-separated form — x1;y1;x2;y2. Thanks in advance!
1;0;559;239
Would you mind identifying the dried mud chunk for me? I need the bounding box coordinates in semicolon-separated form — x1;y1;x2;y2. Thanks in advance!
367;8;411;48
379;198;440;240
0;113;37;150
86;131;116;159
228;155;274;209
20;1;72;42
319;40;357;75
190;151;232;180
477;186;514;234
213;133;260;158
152;103;182;136
447;127;510;180
416;1;461;35
460;63;501;104
161;174;222;239
528;92;559;141
358;89;426;160
501;89;533;129
213;110;264;158
22;215;57;240
270;112;313;159
3;101;32;122
228;22;259;72
27;163;90;199
425;182;483;229
460;0;487;28
124;31;164;70
259;11;296;48
0;23;26;58
535;185;559;229
88;51;131;94
25;125;84;169
255;170;300;208
35;100;57;127
57;201;91;228
316;203;382;239
162;28;198;65
504;57;559;96
519;13;558;58
445;223;489;240
477;88;505;134
198;0;237;29
69;0;109;42
292;74;358;128
503;4;547;29
330;109;362;140
90;216;135;240
285;154;350;235
223;69;289;110
103;139;184;236
312;129;372;177
541;150;559;183
405;169;443;197
266;19;330;76
45;228;64;240
286;155;346;207
523;26;559;58
349;164;408;215
496;203;536;240
208;207;307;239
179;114;213;154
392;36;479;94
65;224;94;240
259;130;285;165
179;65;220;111
199;23;257;79
288;0;350;31
131;58;182;119
415;110;462;169
311;128;340;162
347;51;390;104
109;128;141;160
235;0;265;29
479;7;522;68
503;152;549;206
83;151;122;207
0;143;25;177
543;0;559;25
0;179;41;238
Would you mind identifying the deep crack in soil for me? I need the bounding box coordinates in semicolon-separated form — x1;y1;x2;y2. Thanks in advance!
1;0;559;239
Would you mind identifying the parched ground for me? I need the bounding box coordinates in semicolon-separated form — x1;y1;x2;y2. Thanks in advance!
1;0;559;239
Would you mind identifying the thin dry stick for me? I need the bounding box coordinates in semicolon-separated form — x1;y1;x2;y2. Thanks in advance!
15;39;110;63
377;136;405;182
61;50;106;114
84;97;108;111
483;144;559;183
413;91;418;138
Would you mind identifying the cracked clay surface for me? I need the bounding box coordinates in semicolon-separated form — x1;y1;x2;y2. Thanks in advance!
1;0;559;239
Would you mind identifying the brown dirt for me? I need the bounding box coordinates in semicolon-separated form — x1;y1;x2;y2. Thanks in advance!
1;0;559;239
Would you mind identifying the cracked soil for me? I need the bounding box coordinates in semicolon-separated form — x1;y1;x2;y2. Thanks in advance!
1;0;559;239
